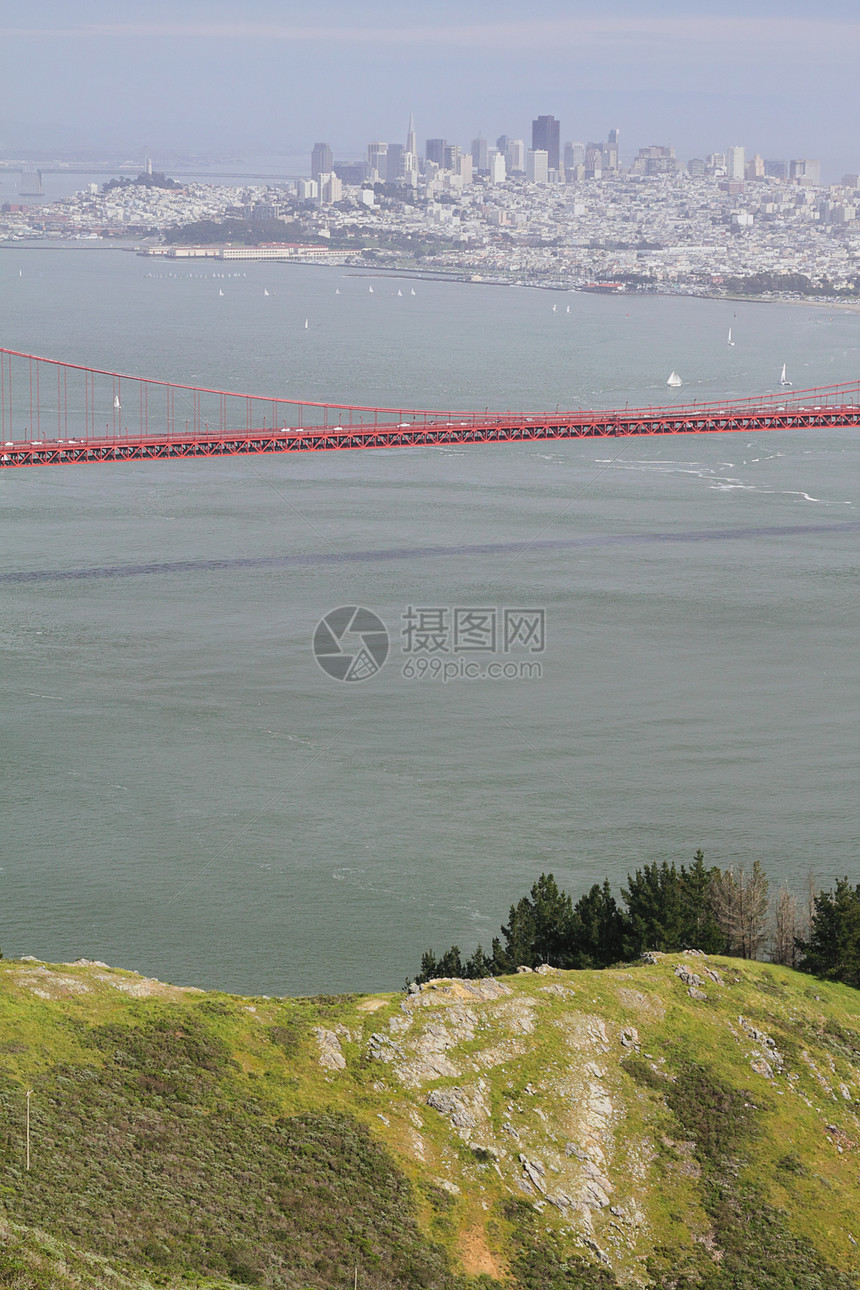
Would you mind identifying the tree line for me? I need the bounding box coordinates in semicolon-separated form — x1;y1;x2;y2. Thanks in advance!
412;854;860;989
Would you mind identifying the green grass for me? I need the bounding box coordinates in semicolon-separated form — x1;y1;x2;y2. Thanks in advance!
0;956;858;1289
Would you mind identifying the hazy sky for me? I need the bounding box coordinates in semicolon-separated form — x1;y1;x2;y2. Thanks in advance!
2;2;859;179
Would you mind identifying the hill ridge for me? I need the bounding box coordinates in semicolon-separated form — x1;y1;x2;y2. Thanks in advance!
0;953;858;1288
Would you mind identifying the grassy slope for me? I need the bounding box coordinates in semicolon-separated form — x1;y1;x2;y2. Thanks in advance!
0;954;858;1289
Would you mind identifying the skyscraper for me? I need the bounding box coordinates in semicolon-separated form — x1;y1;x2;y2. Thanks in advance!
505;139;525;174
526;149;549;184
425;138;447;167
387;144;405;182
790;158;821;187
564;141;585;180
487;149;506;184
311;142;333;182
367;142;388;181
532;115;560;172
727;145;745;181
471;136;489;172
604;128;620;172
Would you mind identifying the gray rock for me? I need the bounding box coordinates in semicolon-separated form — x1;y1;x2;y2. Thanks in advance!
366;1033;405;1063
519;1155;547;1192
313;1027;347;1071
426;1085;483;1133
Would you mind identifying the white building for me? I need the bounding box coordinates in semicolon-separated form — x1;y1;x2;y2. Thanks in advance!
505;139;525;173
488;149;507;184
526;149;549;184
728;145;746;181
318;173;342;205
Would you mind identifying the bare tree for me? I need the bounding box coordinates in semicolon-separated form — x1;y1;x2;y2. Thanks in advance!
799;870;818;947
772;885;801;967
712;862;770;960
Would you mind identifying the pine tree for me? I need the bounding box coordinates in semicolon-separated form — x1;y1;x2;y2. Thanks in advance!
566;880;627;968
799;879;860;987
622;862;684;955
679;850;724;953
495;873;574;970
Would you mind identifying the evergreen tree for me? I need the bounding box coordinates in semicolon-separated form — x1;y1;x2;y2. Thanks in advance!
463;944;495;979
495;873;574;971
799;879;860;988
622;862;684;955
415;945;465;982
566;880;627;968
678;850;725;953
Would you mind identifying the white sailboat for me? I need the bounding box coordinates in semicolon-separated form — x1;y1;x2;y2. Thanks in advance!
410;287;416;296
263;288;269;296
113;394;121;411
667;371;682;387
335;288;340;295
304;318;309;329
727;327;735;346
397;288;402;296
552;303;557;312
368;285;374;294
218;288;224;296
779;363;792;387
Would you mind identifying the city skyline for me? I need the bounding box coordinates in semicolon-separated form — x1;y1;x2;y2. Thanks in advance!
305;120;825;188
3;2;860;183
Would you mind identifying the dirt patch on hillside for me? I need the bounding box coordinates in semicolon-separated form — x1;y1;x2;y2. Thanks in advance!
458;1224;506;1279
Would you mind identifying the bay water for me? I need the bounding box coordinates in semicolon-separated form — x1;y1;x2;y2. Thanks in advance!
1;246;859;995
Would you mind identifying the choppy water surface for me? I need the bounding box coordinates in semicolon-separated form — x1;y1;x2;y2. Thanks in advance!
1;247;859;994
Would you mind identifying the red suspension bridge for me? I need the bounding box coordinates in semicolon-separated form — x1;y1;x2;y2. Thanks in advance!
2;346;859;468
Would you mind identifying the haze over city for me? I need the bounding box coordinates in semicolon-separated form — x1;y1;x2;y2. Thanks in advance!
3;0;860;181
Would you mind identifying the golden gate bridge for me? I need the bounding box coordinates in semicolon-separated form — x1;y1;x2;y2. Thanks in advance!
2;345;860;468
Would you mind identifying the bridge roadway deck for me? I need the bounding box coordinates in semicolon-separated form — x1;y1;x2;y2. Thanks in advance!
3;405;860;467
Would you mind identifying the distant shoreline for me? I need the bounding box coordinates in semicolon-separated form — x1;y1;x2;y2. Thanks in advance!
5;239;860;310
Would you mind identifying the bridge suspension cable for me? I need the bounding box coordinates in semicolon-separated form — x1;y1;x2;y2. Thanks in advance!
2;346;859;468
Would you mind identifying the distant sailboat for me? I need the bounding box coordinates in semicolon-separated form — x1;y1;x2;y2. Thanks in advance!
218;288;224;296
727;327;735;346
335;288;340;295
397;288;402;296
667;371;682;387
263;288;270;296
779;363;792;387
566;305;570;313
368;285;374;294
410;287;416;295
552;304;557;312
304;318;309;329
113;394;121;410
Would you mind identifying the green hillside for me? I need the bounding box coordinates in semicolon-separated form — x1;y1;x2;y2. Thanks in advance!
0;953;858;1289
